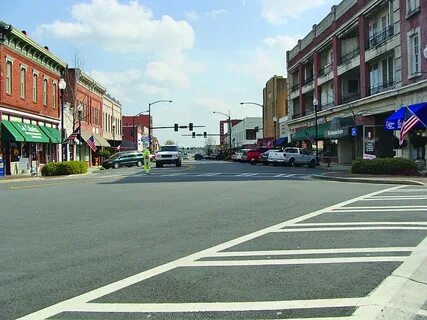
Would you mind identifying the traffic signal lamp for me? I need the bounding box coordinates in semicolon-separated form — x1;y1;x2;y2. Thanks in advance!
192;132;196;138
189;123;193;131
203;132;207;138
174;123;179;131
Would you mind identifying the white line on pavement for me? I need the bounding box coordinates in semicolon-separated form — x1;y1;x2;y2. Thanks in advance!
274;174;296;178
361;197;427;201
235;173;259;177
184;257;406;267
195;173;222;177
272;226;427;232
335;205;427;210
333;208;427;212
384;189;427;193
210;247;415;257
64;298;369;313
294;222;427;226
16;186;403;320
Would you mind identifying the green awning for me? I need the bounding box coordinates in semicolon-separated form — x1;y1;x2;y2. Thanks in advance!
40;126;61;144
292;123;330;141
11;121;50;143
1;121;25;142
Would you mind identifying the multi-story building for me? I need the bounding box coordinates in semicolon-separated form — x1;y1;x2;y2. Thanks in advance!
0;21;66;175
286;0;427;164
122;115;153;150
230;117;263;149
263;76;288;144
102;94;122;149
64;68;109;166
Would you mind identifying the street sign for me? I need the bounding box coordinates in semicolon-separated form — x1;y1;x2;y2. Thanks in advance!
351;127;357;137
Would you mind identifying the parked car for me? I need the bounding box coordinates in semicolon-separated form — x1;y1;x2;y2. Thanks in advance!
260;149;280;165
234;149;251;162
268;147;316;167
102;151;144;169
247;148;270;165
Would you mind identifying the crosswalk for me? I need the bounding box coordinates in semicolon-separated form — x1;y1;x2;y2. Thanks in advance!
151;172;311;179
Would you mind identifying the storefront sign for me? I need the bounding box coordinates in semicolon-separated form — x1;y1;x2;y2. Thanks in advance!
12;122;50;143
351;127;357;136
324;128;345;139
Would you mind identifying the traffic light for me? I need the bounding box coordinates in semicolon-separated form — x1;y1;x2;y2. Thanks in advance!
174;123;179;131
203;132;207;138
189;123;193;131
192;132;196;138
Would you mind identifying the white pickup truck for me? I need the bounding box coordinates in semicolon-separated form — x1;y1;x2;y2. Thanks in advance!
268;147;316;167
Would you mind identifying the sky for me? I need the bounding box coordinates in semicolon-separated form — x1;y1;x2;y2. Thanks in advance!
2;0;341;147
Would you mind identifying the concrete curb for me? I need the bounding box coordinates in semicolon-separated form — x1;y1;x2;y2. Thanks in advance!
311;174;425;186
0;171;94;184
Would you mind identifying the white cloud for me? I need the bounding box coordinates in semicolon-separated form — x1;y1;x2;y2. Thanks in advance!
263;35;299;51
261;0;335;25
205;9;229;19
185;10;199;20
36;0;194;54
145;61;189;89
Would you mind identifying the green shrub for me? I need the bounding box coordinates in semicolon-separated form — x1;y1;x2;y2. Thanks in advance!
99;149;111;159
351;158;418;175
41;161;88;176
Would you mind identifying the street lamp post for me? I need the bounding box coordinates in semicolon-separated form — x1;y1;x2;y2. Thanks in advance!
213;111;232;156
313;98;319;166
273;116;277;143
148;100;172;152
112;122;116;150
58;78;67;161
77;104;83;161
240;102;264;138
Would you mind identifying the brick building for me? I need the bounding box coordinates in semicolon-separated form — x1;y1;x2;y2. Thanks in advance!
64;68;109;166
122;115;155;151
0;21;66;175
286;0;427;163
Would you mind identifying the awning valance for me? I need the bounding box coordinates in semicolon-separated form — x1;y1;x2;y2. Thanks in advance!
1;121;25;142
385;102;427;130
292;123;330;141
6;121;50;143
40;126;61;144
275;137;288;146
93;133;111;147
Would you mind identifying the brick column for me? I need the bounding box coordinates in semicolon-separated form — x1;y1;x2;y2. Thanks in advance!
332;36;341;105
359;15;368;98
299;63;304;116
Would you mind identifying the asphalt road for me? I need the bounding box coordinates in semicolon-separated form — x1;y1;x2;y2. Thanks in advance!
1;161;426;319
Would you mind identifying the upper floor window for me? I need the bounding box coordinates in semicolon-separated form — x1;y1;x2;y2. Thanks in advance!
52;83;57;109
6;60;12;95
409;32;420;75
407;0;420;15
20;67;26;99
33;73;38;102
43;78;48;106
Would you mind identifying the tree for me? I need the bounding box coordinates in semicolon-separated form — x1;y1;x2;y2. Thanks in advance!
164;140;175;145
204;137;216;156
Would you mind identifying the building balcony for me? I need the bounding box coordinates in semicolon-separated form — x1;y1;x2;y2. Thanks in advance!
342;92;361;104
318;64;333;77
303;75;314;86
320;101;334;110
291;83;300;92
369;81;396;95
368;25;394;49
339;47;360;65
292;113;301;120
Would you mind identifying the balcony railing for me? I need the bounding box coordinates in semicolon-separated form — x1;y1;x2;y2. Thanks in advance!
339;47;360;65
320;101;334;110
342;92;361;104
291;83;300;92
303;75;314;86
292;113;301;119
318;64;333;77
369;80;396;95
368;25;394;49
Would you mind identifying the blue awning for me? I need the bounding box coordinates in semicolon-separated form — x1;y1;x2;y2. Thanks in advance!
275;137;288;146
384;102;427;130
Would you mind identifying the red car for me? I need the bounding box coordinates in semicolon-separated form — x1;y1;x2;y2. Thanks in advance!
246;148;270;165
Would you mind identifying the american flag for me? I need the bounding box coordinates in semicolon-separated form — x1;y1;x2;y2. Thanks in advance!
67;127;79;141
399;108;420;146
87;135;97;152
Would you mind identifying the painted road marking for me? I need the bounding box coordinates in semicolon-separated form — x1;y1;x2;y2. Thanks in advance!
294;222;427;227
273;226;427;232
195;173;223;177
210;247;415;257
184;256;406;267
17;186;405;319
52;298;369;313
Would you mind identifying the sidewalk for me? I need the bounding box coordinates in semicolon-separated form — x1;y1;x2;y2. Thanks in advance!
0;166;101;184
314;163;427;186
